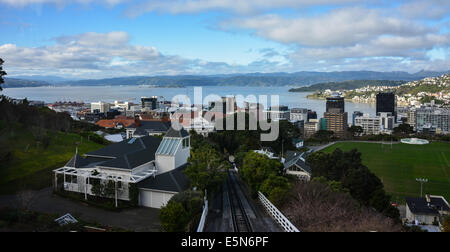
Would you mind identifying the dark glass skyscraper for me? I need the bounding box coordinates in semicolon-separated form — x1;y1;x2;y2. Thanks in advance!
326;97;345;113
376;92;396;120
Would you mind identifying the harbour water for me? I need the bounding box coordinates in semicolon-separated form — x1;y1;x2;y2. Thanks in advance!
1;86;376;122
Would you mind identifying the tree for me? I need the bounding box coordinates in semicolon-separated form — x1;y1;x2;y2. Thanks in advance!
307;148;400;221
159;201;190;232
241;151;284;194
393;123;414;135
185;145;227;193
348;125;363;137
0;58;6;91
260;174;291;207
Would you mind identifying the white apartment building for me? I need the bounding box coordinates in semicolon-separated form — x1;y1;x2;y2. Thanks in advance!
91;101;111;113
354;114;381;135
304;119;319;138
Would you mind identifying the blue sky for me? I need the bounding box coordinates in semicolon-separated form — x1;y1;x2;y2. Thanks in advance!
0;0;449;78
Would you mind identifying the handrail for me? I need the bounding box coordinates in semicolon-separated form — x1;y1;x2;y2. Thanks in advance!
258;191;300;232
196;194;208;232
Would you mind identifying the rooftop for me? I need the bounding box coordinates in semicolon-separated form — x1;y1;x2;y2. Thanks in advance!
406;196;450;215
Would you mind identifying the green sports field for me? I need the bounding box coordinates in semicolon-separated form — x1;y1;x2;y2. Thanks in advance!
322;141;450;202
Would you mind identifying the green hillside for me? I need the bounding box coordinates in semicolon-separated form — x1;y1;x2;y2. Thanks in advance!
0;122;104;194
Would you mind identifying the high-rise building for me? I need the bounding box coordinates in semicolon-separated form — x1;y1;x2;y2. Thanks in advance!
290;108;308;122
91;101;110;113
324;96;347;137
304;119;319;138
376;92;396;121
415;107;450;133
141;96;158;110
326;97;345;113
307;110;317;122
324;112;348;137
378;112;395;131
407;108;416;130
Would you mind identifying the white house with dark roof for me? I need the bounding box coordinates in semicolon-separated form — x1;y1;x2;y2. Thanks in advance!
405;194;450;226
283;151;311;181
53;126;191;209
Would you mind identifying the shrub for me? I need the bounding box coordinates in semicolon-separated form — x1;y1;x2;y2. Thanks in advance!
159;201;190;232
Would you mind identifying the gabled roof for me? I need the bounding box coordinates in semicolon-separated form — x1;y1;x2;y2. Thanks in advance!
137;163;190;193
165;126;189;138
85;136;162;170
284;151;311;174
406;196;450;215
65;153;91;168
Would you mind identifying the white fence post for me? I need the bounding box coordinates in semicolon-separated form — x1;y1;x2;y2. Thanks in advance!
258;191;300;232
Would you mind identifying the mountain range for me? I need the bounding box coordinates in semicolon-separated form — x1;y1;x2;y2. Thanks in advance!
3;70;449;88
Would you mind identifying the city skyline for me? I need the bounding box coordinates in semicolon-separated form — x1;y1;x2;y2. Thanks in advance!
0;0;449;79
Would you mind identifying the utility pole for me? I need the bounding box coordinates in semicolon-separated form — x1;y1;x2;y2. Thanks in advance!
415;178;428;198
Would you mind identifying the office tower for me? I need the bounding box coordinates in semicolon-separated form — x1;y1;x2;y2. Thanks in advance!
326;97;345;113
376;92;396;121
141;96;158;110
290;108;308;122
324;96;347;137
307;110;317;122
415;107;450;134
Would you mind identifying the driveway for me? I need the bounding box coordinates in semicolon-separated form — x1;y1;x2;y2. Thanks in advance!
0;187;161;232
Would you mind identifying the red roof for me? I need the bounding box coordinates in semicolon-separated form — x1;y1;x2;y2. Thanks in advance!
96;118;135;128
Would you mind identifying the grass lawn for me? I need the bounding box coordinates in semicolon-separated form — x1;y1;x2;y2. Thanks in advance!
0;126;104;194
322;141;450;202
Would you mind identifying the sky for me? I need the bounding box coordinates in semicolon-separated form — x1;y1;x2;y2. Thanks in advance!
0;0;449;79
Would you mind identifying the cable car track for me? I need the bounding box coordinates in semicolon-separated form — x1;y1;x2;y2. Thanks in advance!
227;170;253;232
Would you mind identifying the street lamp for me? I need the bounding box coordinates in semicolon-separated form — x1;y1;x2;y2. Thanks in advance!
415;178;428;198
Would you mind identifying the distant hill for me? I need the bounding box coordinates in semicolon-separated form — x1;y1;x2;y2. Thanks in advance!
3;78;51;88
10;75;79;83
289;80;408;92
3;70;449;88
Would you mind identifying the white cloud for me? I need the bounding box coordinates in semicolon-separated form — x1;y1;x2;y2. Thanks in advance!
221;8;435;47
123;0;361;17
399;0;450;20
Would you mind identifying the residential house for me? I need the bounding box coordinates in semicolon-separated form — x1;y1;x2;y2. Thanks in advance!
405;194;450;226
126;118;171;139
53;127;191;209
283;151;311;181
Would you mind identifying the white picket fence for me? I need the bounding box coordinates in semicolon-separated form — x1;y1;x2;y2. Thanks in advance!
258;191;300;232
196;195;208;232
